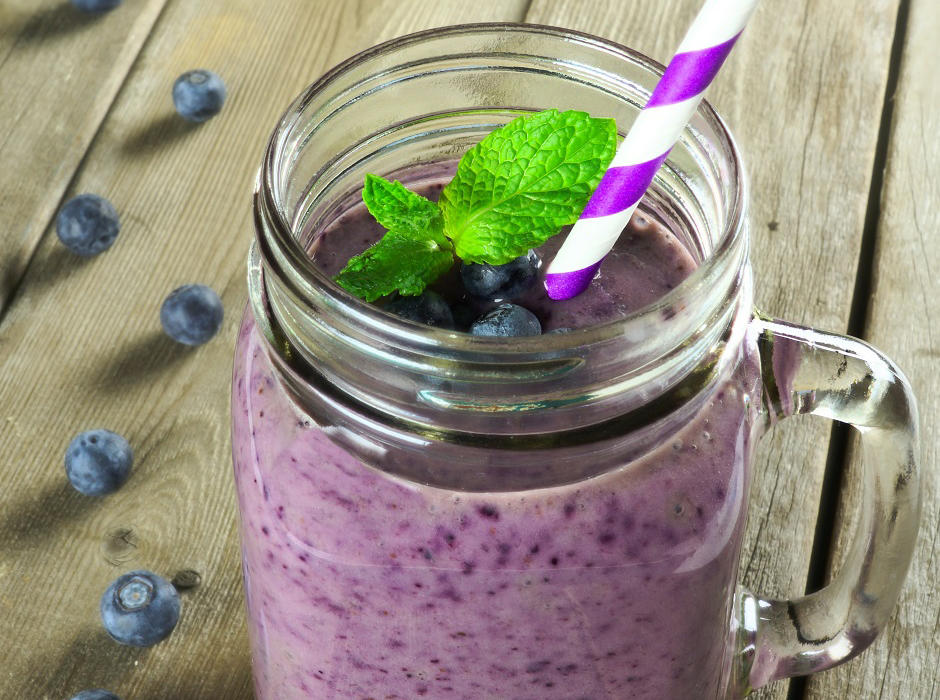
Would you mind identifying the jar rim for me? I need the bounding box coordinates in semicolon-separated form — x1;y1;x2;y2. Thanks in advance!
255;21;748;358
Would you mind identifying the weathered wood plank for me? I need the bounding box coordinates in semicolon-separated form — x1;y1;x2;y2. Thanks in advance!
0;1;528;698
806;0;940;697
0;0;170;313
523;1;900;698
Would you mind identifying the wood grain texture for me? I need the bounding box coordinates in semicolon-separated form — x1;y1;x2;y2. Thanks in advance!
523;1;901;699
0;0;170;313
806;0;940;697
0;1;527;698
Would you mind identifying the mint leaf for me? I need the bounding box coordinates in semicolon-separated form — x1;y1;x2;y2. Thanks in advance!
334;227;453;302
363;174;442;235
439;109;617;264
335;175;453;301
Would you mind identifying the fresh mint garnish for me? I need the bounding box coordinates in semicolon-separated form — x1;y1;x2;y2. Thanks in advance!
333;228;454;302
361;174;443;236
441;109;617;264
334;176;453;301
334;109;617;299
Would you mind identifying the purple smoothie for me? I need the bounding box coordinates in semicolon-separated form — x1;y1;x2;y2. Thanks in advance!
232;180;761;699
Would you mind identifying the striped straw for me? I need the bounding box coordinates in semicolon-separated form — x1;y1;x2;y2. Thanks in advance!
544;0;761;300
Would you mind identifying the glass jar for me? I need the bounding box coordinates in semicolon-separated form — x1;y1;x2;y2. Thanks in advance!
232;23;920;700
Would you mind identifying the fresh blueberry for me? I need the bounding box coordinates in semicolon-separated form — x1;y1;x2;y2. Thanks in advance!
70;0;122;12
172;70;227;122
547;327;573;334
385;291;454;329
55;194;120;257
69;691;122;700
460;250;540;301
64;430;133;496
470;304;542;337
101;570;180;647
160;284;224;346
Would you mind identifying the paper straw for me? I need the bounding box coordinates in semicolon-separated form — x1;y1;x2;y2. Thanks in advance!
544;0;761;300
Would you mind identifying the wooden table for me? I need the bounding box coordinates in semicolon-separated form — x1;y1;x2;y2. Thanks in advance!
0;0;935;698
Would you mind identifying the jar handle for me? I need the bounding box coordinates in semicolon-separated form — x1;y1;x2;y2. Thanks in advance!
732;316;921;694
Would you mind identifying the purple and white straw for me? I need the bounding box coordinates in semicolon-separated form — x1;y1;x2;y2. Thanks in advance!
544;0;761;300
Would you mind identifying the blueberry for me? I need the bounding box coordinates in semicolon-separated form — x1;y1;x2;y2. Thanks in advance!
385;291;454;329
470;304;542;337
101;570;180;647
70;0;122;12
55;194;120;257
460;250;540;301
172;70;227;122
69;691;122;700
160;284;224;345
64;430;133;496
547;327;573;334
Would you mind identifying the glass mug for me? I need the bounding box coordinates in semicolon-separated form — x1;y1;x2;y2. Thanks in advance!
231;24;920;699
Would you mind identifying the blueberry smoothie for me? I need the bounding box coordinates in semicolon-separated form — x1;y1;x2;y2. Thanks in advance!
232;183;762;698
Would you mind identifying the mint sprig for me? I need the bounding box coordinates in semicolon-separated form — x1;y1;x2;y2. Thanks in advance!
361;174;443;236
334;109;617;300
441;109;618;264
333;230;454;302
333;176;453;302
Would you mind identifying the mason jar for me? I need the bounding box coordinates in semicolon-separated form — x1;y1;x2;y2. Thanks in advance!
232;23;920;700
